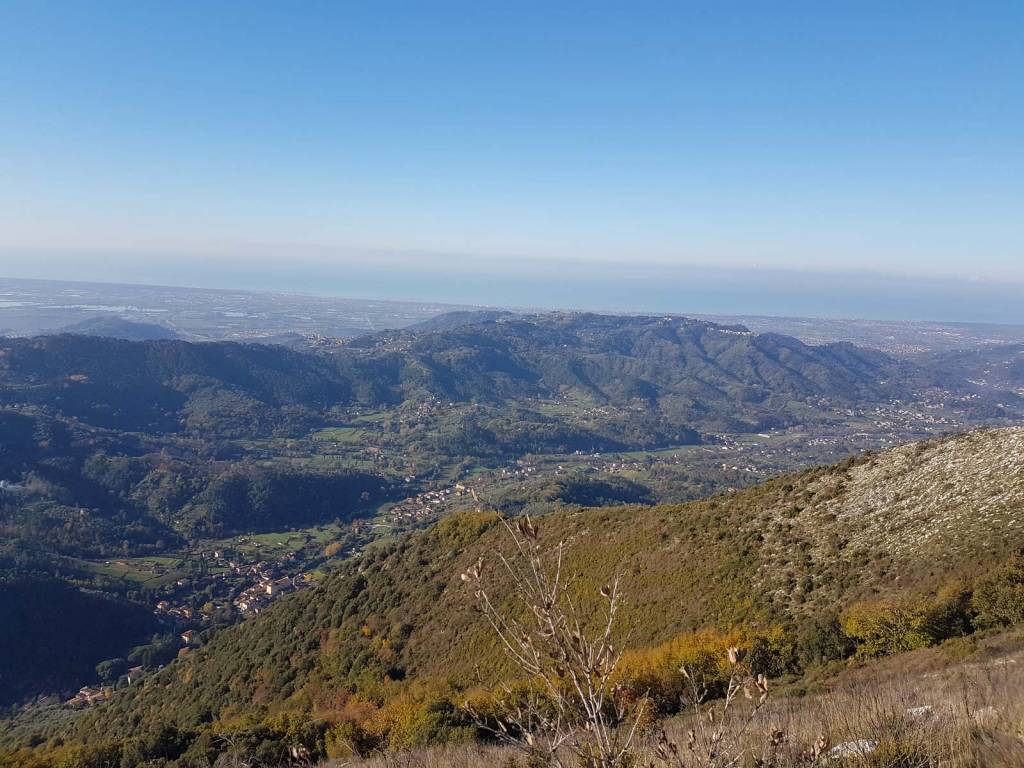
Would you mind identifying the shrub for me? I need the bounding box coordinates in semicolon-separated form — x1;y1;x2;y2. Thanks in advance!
261;712;329;759
116;725;193;766
323;540;345;557
842;601;932;657
972;552;1024;629
52;742;122;768
617;630;735;716
325;720;377;759
746;627;799;678
923;581;975;639
376;690;475;750
795;613;855;665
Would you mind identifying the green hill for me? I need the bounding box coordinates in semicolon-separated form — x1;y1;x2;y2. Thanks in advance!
4;312;992;563
1;314;1021;720
345;312;970;433
3;312;998;440
34;427;1023;764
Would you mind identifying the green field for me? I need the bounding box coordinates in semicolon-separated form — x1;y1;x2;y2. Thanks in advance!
68;555;185;587
71;522;356;584
310;426;370;444
198;521;350;560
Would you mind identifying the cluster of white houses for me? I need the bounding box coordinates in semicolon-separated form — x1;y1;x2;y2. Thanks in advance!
67;686;113;708
67;666;144;707
233;574;299;616
384;482;470;523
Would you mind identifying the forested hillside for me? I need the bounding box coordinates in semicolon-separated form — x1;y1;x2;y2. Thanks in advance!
8;310;998;578
0;578;162;706
3;312;1004;441
1;314;1021;714
15;428;1018;766
345;312;970;432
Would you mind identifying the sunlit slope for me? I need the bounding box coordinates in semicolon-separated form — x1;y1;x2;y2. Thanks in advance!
74;428;1024;742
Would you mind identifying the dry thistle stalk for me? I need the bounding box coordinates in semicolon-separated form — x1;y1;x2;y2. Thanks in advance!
648;645;772;768
461;514;645;768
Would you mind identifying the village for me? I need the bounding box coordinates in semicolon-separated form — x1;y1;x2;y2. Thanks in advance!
61;390;983;710
151;547;314;620
65;537;338;710
379;481;473;524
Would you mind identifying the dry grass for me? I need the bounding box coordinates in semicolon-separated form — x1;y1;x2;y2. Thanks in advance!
323;743;519;767
330;639;1024;768
653;647;1024;768
755;427;1024;609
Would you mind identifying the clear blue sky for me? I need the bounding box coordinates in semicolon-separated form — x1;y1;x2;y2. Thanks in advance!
0;2;1022;314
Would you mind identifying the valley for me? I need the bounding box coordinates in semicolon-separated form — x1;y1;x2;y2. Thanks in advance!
4;426;1023;766
6;6;1023;764
1;309;1023;766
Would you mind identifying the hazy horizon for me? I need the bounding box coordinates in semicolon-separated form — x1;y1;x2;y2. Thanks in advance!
2;2;1023;307
3;256;1024;326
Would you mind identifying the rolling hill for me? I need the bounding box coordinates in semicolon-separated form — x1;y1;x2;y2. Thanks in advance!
917;343;1024;394
44;427;1024;762
3;312;999;441
1;313;1021;725
348;312;954;420
2;312;1007;573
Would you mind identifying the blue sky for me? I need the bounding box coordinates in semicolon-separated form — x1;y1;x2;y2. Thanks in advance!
0;1;1022;315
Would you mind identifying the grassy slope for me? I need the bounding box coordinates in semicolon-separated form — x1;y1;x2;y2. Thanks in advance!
70;428;1024;742
751;427;1024;609
338;629;1024;768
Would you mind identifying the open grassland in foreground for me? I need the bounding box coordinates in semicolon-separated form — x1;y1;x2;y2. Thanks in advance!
336;631;1024;768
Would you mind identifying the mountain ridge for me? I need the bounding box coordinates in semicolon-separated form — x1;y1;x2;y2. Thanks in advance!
4;311;998;443
1;312;1021;726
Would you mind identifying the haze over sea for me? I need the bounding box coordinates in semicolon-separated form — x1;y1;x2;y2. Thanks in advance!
2;251;1021;325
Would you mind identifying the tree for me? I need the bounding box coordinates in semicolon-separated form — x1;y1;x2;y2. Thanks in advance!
841;601;931;657
460;514;646;768
95;657;126;683
973;552;1024;629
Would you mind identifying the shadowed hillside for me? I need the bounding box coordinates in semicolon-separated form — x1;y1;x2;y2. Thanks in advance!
0;578;162;706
